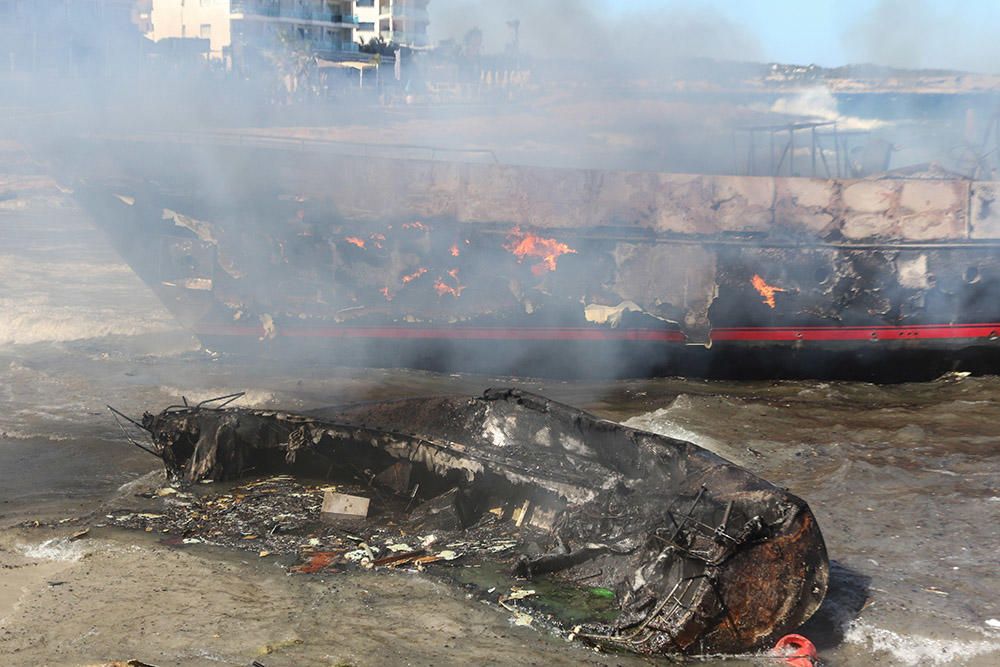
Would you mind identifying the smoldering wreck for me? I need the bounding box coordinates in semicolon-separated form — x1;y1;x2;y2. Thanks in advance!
109;389;829;656
55;129;1000;380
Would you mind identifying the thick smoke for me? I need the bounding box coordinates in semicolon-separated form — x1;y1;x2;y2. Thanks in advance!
843;0;1000;73
4;1;998;380
429;0;761;68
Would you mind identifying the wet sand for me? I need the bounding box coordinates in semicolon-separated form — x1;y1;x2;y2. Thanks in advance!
0;525;636;667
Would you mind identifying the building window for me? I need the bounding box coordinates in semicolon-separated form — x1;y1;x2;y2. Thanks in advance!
358;22;375;32
200;24;211;39
356;0;375;7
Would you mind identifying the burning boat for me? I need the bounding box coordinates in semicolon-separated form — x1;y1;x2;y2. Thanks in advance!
116;389;829;655
53;130;1000;378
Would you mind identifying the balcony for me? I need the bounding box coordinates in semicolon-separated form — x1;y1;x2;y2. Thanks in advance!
231;2;358;26
317;41;360;54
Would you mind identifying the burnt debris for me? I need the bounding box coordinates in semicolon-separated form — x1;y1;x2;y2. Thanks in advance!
112;389;829;655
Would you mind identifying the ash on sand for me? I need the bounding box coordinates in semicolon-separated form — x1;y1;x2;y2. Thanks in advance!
92;471;624;667
2;471;618;667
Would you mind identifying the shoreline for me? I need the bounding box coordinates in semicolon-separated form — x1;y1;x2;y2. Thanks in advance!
0;521;627;667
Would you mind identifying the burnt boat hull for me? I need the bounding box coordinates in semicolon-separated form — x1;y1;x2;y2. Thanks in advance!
53;133;1000;378
194;325;684;377
195;326;1000;381
137;388;829;654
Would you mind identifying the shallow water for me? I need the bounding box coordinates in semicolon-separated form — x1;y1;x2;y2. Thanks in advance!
0;186;998;665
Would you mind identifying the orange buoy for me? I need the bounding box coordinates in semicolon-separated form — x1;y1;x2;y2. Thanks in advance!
771;633;818;667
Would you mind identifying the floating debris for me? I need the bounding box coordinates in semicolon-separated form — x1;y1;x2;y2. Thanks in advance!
506;587;536;601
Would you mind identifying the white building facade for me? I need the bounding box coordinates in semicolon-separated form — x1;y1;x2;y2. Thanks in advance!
355;0;431;49
354;0;378;45
139;0;431;67
148;0;231;60
231;0;359;58
377;0;429;48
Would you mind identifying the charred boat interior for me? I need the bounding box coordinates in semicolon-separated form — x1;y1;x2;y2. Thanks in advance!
109;388;829;656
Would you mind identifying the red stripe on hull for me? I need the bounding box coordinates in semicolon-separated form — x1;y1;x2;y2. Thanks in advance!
711;323;1000;342
196;325;687;343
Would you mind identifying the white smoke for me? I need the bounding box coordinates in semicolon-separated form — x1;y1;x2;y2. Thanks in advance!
429;0;762;66
843;0;1000;73
770;86;884;131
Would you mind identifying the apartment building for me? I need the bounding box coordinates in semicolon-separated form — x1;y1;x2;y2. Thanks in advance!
378;0;429;47
355;0;429;49
231;0;359;60
382;0;429;47
136;1;430;69
354;0;378;45
148;0;231;60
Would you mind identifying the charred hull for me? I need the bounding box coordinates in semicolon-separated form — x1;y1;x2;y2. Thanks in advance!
57;134;1000;379
137;389;829;654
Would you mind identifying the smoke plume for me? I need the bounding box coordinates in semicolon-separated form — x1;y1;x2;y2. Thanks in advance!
429;0;762;67
843;0;1000;73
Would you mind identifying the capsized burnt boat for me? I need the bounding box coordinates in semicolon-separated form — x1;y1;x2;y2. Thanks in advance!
125;388;828;655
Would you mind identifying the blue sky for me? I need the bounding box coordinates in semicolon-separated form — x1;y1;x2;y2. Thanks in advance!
611;0;1000;69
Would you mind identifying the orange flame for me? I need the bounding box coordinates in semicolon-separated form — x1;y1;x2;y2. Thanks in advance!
345;236;365;249
370;232;386;249
504;226;577;276
403;221;430;231
434;269;466;298
751;274;786;309
380;287;394;301
450;244;460;257
401;267;428;284
434;281;462;297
